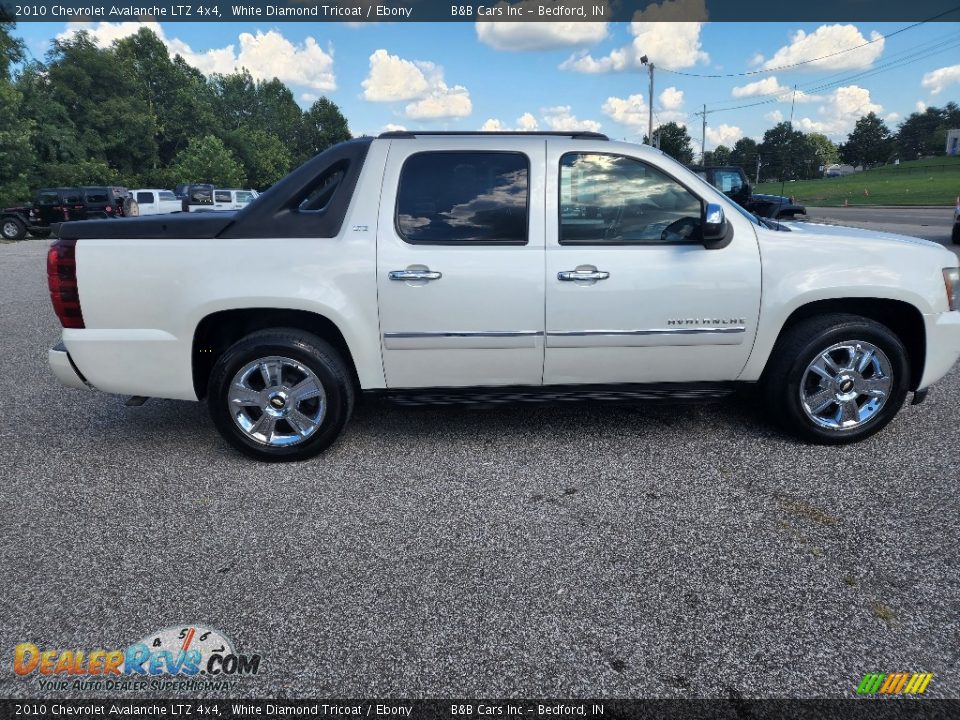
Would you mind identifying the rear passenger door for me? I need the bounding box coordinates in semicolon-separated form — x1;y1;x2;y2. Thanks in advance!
376;138;546;389
214;190;233;211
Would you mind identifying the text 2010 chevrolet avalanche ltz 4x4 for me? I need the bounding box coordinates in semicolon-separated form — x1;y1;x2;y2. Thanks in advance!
47;132;960;461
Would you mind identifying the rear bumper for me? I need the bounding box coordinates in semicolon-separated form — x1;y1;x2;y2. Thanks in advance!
920;311;960;390
48;342;94;391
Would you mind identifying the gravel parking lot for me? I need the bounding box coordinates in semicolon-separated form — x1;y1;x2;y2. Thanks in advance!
1;224;958;699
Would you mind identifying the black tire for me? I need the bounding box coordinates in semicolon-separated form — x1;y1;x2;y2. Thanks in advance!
1;216;27;241
207;329;354;462
28;229;51;239
762;314;909;444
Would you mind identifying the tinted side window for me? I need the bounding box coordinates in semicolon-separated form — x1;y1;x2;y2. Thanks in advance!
215;190;232;203
559;153;702;245
236;191;253;203
37;192;59;205
62;192;82;204
84;190;108;203
714;170;743;194
137;192;154;204
159;191;176;201
396;152;528;245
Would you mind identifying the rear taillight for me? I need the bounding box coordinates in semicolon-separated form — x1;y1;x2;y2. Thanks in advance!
47;238;84;329
105;205;112;213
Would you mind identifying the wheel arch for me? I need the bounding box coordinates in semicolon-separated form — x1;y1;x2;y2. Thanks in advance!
192;308;360;400
764;298;926;390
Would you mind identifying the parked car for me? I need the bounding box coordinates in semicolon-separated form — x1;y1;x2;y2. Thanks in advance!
48;131;960;461
181;184;215;213
213;188;259;211
690;165;806;219
125;189;182;217
2;186;126;240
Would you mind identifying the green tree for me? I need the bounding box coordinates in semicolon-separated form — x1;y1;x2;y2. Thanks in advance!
711;144;731;166
45;31;158;178
171;135;245;187
896;103;960;159
300;97;351;161
0;20;34;203
759;122;819;181
225;128;291;188
730;137;759;178
839;113;892;169
114;28;217;166
805;133;838;170
646;122;693;164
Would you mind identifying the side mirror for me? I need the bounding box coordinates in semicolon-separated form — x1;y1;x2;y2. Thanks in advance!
702;202;731;249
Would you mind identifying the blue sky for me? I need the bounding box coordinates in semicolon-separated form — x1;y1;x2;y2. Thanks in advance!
11;17;960;148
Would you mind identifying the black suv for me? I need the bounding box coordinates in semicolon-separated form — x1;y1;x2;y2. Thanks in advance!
1;186;128;241
690;166;806;220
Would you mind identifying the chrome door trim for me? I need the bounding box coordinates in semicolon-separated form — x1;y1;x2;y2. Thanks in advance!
383;330;543;350
546;326;746;348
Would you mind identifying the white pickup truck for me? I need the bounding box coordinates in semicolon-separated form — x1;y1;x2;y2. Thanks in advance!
126;189;181;216
47;132;960;461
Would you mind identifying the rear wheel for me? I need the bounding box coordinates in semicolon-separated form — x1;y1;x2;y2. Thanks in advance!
207;329;354;461
763;314;909;443
1;216;26;241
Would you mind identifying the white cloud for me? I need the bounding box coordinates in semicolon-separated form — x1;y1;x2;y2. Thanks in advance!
765;110;784;123
561;0;708;73
916;100;928;112
541;105;602;132
705;124;743;148
731;76;820;102
921;64;960;95
659;86;684;110
602;94;648;129
362;49;473;120
795;85;882;138
884;112;899;124
405;84;472;119
757;24;884;71
58;21;337;91
381;123;408;133
481;113;540;131
361;49;430;101
476;14;608;51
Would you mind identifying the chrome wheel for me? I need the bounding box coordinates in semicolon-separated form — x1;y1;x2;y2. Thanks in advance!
799;340;893;431
2;221;21;239
227;356;326;447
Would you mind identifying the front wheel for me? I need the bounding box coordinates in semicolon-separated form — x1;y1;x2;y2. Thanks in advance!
762;314;909;444
1;216;26;241
207;329;354;461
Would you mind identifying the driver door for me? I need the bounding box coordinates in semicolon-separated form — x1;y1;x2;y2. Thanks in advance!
543;141;762;385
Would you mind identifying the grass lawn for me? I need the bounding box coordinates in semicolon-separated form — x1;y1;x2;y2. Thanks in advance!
755;156;960;207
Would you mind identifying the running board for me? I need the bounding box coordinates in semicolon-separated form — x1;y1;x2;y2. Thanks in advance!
377;383;739;408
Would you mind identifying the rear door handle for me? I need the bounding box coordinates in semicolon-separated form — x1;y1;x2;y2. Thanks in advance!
389;269;442;281
558;269;610;281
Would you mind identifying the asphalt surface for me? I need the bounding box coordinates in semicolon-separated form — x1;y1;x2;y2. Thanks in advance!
1;221;959;700
804;206;957;248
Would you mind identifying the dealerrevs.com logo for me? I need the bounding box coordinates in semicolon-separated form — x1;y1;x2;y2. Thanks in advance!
13;625;261;692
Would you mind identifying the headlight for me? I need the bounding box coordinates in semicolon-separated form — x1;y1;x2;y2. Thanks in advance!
944;268;960;311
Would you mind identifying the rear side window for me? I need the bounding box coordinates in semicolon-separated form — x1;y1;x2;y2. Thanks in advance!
37;192;59;205
62;192;82;204
396;151;529;245
236;191;253;203
159;191;176;201
136;192;154;204
84;190;108;203
215;190;232;203
714;169;744;194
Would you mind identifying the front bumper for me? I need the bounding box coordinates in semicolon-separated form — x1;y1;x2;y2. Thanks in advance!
920;311;960;390
49;342;93;391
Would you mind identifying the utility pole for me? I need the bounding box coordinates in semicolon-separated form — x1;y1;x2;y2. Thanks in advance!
641;55;654;146
755;155;762;184
701;103;707;163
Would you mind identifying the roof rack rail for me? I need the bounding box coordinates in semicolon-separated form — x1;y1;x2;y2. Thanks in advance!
378;130;609;140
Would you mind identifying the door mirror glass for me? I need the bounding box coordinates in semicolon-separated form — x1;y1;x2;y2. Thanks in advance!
702;202;730;248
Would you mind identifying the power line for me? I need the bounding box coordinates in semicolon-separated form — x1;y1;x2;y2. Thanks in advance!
658;5;960;79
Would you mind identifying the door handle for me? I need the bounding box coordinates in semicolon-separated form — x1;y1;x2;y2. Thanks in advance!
389;269;442;281
558;269;610;281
